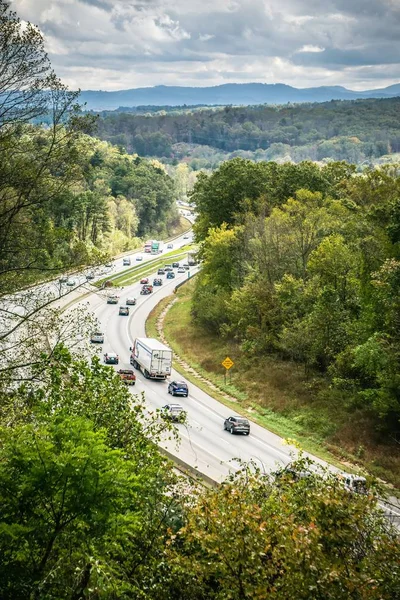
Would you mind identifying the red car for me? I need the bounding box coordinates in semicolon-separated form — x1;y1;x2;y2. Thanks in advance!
117;369;136;385
140;277;149;284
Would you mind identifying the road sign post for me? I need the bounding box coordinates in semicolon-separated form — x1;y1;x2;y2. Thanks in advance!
221;357;234;385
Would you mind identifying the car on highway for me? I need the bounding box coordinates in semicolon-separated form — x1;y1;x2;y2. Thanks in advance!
273;464;314;483
59;276;68;284
136;255;143;261
126;297;136;305
153;278;163;286
223;416;250;435
183;264;190;270
168;380;189;397
90;331;104;343
167;243;173;249
107;295;119;304
164;265;173;271
166;271;175;279
117;368;136;385
105;261;113;268
66;278;76;286
157;268;165;275
140;285;153;295
338;473;368;495
140;277;149;284
161;404;186;422
172;262;179;268
119;306;129;316
86;272;95;280
104;352;119;365
123;257;131;266
183;235;190;239
177;267;185;273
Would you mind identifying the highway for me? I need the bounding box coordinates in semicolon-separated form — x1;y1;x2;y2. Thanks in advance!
70;238;314;483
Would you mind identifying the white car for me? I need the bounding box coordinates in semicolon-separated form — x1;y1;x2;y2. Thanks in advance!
167;243;173;249
177;267;185;273
183;235;189;239
90;331;104;343
136;255;143;261
66;279;76;286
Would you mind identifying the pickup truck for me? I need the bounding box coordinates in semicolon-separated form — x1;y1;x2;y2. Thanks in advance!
117;369;136;385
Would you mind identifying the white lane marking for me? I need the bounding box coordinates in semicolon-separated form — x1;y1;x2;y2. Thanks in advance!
219;437;231;445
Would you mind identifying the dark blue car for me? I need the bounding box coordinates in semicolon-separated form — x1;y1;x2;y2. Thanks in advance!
168;380;189;397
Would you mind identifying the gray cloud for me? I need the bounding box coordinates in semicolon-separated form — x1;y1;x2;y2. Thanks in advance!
10;0;400;90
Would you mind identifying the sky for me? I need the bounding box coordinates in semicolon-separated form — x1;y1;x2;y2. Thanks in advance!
11;0;400;91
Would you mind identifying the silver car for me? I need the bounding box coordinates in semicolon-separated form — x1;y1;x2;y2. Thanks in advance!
90;331;104;343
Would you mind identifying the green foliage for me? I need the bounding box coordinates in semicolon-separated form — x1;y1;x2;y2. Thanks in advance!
158;462;400;600
192;159;400;434
0;348;180;598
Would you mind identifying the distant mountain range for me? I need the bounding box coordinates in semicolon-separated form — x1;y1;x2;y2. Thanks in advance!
78;82;400;111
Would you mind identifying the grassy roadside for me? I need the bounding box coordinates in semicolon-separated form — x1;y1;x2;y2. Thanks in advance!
147;279;400;490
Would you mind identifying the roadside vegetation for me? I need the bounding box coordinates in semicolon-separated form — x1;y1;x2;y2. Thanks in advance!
150;279;400;487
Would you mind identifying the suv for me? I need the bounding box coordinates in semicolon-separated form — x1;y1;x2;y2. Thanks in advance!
119;306;129;316
104;352;119;365
162;404;186;423
172;262;179;268
153;278;162;286
168;381;189;397
166;271;175;279
90;331;104;343
117;368;136;385
223;416;250;435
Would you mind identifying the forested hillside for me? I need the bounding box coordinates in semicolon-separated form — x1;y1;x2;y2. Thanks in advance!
190;159;400;445
95;97;400;166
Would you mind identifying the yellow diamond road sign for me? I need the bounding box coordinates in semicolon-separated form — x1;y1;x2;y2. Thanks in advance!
222;357;234;370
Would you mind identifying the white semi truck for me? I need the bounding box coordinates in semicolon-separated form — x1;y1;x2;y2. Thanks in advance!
130;337;172;380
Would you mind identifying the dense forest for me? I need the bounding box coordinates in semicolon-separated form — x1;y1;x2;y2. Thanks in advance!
95;97;400;166
190;159;400;440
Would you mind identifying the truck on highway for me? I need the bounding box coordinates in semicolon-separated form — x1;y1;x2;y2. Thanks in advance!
187;249;198;266
130;337;172;380
144;239;153;253
151;241;160;254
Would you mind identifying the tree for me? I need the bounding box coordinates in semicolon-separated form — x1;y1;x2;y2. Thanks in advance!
158;462;400;600
0;350;182;598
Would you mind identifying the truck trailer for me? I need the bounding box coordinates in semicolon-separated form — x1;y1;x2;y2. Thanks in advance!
130;337;172;380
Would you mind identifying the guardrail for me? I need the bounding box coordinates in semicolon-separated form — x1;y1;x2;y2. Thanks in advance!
174;269;199;293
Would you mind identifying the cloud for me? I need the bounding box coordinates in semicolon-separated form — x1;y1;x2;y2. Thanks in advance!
297;45;325;53
9;0;400;91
